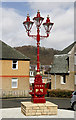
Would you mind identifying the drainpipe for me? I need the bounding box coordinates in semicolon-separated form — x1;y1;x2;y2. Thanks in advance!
55;74;56;89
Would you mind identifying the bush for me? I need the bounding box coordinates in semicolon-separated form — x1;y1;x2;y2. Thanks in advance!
48;89;73;98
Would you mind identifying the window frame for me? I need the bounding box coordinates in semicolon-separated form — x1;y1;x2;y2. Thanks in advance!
12;60;18;70
30;71;34;76
75;75;76;85
74;55;76;65
12;78;18;88
61;75;66;84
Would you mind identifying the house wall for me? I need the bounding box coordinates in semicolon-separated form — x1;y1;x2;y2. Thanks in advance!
1;60;29;76
0;60;30;97
0;77;29;97
51;45;75;91
69;46;74;72
43;78;48;84
51;44;76;91
74;44;76;90
69;45;76;90
51;73;74;91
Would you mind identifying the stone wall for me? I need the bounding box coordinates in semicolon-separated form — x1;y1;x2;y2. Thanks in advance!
21;101;58;116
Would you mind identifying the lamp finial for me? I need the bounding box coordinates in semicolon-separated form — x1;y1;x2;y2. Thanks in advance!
38;10;40;13
27;14;29;17
47;15;49;18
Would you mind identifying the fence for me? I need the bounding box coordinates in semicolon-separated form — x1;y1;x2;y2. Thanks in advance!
0;89;29;98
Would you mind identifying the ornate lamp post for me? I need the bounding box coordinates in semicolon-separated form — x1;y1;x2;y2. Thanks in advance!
23;10;54;103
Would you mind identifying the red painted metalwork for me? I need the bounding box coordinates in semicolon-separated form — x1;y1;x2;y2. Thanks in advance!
23;10;54;103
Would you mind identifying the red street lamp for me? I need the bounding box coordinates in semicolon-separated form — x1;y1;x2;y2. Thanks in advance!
23;10;54;103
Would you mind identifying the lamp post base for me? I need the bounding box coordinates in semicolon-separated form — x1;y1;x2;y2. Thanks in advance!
29;74;47;103
32;98;46;103
21;101;58;116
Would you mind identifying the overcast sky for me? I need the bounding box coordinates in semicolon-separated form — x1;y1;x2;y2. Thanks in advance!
0;1;75;50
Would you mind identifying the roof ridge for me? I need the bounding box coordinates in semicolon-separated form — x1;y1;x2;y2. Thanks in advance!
0;40;30;60
59;41;76;54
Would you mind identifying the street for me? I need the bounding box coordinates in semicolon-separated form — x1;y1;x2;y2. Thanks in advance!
0;97;75;119
0;97;72;110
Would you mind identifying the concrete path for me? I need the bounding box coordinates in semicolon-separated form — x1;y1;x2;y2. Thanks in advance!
0;107;74;119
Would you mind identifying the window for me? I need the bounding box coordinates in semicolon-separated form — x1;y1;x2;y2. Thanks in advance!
12;60;18;69
61;75;66;84
12;78;18;88
30;71;34;76
30;77;34;84
66;57;69;71
74;55;76;65
75;75;76;85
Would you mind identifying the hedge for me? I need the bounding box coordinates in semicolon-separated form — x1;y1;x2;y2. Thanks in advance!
47;89;73;98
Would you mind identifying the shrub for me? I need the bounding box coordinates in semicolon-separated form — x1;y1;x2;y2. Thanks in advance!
48;89;73;98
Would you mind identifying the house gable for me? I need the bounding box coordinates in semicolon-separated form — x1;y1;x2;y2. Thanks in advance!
50;42;76;74
59;41;76;55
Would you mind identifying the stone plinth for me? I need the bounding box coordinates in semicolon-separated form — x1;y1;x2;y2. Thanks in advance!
21;101;58;116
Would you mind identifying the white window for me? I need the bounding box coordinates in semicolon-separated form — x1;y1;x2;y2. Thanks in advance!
29;77;34;84
30;71;34;76
35;65;37;70
42;79;44;83
12;60;18;69
61;75;66;84
75;55;76;65
75;75;76;85
12;78;18;88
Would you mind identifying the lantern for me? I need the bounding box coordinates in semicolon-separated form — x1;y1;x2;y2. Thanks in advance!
23;14;34;32
43;15;54;35
33;10;44;27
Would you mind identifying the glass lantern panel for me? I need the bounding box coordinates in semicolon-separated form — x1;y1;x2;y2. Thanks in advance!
44;24;48;31
34;17;43;26
43;23;53;33
24;22;33;31
29;23;33;31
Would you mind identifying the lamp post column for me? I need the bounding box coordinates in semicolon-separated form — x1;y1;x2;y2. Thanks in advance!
37;27;40;74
